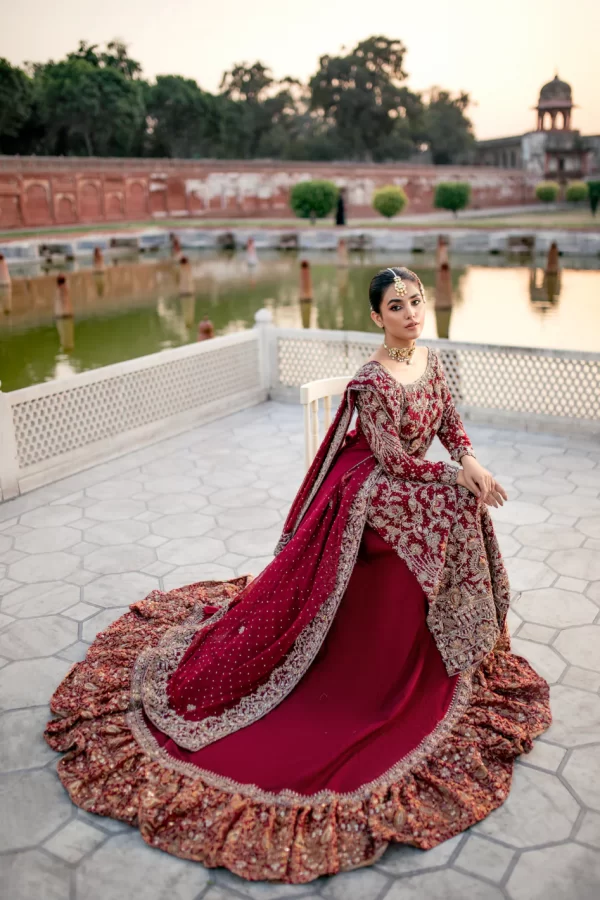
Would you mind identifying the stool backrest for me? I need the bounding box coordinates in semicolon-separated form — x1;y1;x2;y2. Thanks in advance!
300;376;351;471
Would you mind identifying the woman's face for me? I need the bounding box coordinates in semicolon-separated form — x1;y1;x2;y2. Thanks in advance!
370;278;425;342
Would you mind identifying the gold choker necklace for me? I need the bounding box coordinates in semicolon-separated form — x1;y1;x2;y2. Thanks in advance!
383;341;416;365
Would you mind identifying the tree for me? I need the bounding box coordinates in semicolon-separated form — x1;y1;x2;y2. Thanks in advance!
423;88;475;164
146;75;216;158
290;180;339;221
0;58;33;153
34;58;145;156
434;182;471;217
588;182;600;217
373;185;408;218
535;181;560;203
309;36;423;161
565;181;588;203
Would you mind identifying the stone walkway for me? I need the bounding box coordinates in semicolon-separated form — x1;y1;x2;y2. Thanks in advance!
1;401;599;900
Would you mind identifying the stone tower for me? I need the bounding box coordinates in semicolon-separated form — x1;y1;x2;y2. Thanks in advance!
536;75;573;132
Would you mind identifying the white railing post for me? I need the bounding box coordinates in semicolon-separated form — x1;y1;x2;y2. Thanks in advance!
254;307;275;395
0;384;20;500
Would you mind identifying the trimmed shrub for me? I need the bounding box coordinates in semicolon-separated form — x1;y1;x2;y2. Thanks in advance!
535;181;560;203
290;180;339;221
373;185;408;218
433;182;471;217
565;181;589;203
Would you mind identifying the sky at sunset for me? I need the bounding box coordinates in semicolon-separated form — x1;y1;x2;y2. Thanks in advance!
2;0;599;141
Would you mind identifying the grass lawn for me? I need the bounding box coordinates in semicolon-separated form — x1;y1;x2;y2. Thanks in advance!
1;208;598;240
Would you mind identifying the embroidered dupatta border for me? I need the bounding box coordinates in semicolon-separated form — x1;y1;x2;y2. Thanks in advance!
128;457;381;752
128;659;472;807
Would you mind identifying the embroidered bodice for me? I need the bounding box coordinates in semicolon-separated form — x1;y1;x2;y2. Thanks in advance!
351;349;476;485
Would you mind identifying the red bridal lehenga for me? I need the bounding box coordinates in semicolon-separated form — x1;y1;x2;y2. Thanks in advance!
45;348;552;883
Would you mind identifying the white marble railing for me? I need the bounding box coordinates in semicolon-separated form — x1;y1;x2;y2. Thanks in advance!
267;323;600;433
0;329;267;501
1;309;599;501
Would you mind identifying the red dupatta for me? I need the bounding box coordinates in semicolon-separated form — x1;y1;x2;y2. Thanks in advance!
133;384;380;751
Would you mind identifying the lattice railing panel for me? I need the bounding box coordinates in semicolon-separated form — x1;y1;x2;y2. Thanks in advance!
437;348;600;420
11;340;261;469
276;336;600;421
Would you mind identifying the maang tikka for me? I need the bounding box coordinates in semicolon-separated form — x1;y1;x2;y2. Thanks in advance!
387;267;407;296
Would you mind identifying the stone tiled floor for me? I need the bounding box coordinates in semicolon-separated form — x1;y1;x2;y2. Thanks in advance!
1;401;600;900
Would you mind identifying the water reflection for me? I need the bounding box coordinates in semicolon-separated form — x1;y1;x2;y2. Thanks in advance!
1;250;599;392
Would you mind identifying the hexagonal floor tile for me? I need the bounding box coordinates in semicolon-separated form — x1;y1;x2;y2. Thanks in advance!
227;528;281;558
563;745;600;811
144;475;200;495
510;638;566;683
9;552;79;584
0;769;72;851
377;833;462;876
548;548;600;581
554;625;600;672
384;869;504;900
0;707;57;771
145;493;209;515
513;588;597;629
474;765;579;847
490;501;549;526
545;684;600;747
76;832;209;900
14;526;81;555
83;572;158;608
0;616;78;659
513;523;584;551
546;495;600;518
505;558;555;592
151;513;214;539
209;486;269;509
216;508;282;531
84;520;150;546
506;843;600;900
83;545;156;576
0;850;70;900
85;499;147;522
0;657;72;710
1;582;80;618
85;479;142;500
20;505;81;528
157;537;225;566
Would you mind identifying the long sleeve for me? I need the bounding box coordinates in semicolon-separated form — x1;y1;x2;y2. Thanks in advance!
355;388;460;485
436;368;477;465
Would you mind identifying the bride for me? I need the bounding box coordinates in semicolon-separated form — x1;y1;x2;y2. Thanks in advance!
45;266;552;884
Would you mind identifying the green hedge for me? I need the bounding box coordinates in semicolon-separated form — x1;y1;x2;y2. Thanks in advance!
535;181;560;203
433;182;471;217
373;185;408;218
290;180;339;221
565;181;589;203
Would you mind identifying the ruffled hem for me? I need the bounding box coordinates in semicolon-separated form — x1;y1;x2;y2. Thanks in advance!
44;579;552;884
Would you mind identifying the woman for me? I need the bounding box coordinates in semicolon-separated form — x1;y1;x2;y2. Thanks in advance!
45;267;551;884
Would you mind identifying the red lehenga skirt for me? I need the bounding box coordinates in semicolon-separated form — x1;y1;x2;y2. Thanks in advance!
45;435;552;884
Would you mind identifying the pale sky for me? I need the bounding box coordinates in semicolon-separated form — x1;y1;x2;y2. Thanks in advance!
2;0;599;140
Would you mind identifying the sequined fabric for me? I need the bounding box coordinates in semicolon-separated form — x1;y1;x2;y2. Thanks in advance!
45;577;551;883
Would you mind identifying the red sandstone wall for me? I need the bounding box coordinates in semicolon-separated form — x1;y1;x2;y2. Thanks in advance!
0;157;537;230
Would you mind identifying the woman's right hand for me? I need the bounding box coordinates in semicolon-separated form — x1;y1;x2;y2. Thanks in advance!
456;469;508;507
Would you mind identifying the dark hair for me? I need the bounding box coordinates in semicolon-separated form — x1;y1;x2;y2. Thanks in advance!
368;266;424;314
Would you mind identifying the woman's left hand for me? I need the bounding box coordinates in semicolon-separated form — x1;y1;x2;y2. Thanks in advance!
461;456;508;507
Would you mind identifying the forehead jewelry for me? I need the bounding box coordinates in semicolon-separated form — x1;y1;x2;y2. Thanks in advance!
387;267;407;296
